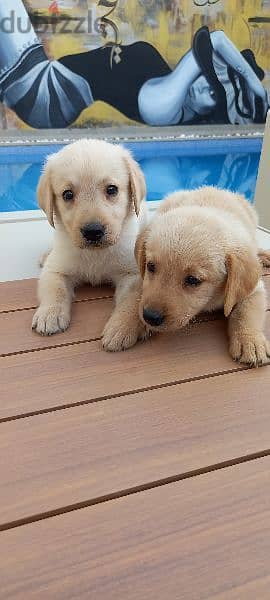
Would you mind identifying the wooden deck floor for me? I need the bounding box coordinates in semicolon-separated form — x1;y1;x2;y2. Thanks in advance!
1;272;270;599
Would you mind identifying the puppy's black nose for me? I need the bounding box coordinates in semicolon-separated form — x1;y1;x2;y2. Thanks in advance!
143;307;164;327
81;223;105;243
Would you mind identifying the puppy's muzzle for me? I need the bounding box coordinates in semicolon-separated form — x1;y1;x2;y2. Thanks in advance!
81;222;105;245
143;307;165;327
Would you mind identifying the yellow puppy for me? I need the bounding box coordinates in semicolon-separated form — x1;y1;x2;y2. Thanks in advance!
33;139;148;351
135;186;270;366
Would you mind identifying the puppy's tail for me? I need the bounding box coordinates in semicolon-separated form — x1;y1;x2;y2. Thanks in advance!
258;248;270;268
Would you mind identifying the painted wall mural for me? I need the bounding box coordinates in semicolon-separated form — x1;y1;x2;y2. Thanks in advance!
0;0;269;129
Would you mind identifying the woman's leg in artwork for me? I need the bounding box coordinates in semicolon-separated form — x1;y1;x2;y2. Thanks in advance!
0;0;93;127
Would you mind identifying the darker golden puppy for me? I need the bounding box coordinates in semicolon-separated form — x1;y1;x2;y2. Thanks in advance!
135;186;270;366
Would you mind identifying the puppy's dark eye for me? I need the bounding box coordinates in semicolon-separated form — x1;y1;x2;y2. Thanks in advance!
184;275;202;287
147;261;156;273
106;184;118;197
62;189;74;202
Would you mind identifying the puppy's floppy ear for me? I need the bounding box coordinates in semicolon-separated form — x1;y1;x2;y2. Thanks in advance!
224;248;261;317
37;160;55;228
135;227;149;278
124;150;146;216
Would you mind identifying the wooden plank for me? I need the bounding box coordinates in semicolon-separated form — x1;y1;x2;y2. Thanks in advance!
0;274;269;314
265;274;270;298
0;279;38;311
1;278;269;356
1;314;270;421
1;457;270;599
1;367;270;527
0;299;113;356
0;278;113;312
0;303;222;358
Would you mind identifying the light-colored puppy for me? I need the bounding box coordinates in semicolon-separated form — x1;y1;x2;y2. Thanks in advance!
32;138;148;351
135;186;270;366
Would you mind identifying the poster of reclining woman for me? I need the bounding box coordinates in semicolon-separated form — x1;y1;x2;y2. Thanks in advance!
0;0;269;129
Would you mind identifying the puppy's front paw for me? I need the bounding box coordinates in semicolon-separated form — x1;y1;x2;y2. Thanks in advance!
32;305;70;336
102;315;147;352
230;332;270;366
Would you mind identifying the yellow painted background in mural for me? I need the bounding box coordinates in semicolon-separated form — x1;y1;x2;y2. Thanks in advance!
5;0;270;128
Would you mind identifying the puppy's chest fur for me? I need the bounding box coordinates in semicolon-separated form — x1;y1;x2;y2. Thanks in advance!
79;242;137;285
50;210;147;285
